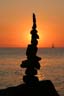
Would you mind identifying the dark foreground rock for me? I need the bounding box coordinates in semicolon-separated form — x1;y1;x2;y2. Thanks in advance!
0;80;60;96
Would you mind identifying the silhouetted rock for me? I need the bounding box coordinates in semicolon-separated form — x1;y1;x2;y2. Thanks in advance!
21;60;40;69
20;13;41;85
0;80;60;96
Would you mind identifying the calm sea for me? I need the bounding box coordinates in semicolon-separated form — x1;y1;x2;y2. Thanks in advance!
0;48;64;96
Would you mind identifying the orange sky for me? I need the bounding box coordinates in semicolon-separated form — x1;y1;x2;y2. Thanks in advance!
0;0;64;48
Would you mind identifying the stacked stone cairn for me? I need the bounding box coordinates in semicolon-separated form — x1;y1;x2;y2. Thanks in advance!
20;13;41;86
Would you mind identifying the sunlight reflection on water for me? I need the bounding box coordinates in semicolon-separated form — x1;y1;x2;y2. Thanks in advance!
0;48;64;96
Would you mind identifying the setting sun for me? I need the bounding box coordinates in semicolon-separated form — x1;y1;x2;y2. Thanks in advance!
0;1;64;95
0;0;64;48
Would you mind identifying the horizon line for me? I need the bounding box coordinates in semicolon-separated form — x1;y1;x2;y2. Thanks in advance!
0;47;64;48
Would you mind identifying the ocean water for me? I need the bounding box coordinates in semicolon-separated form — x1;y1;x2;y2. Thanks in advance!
0;48;64;96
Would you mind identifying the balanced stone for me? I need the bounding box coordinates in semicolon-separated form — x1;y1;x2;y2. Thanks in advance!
20;13;41;85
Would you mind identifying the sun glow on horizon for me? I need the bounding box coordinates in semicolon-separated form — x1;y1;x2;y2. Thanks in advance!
0;0;64;48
